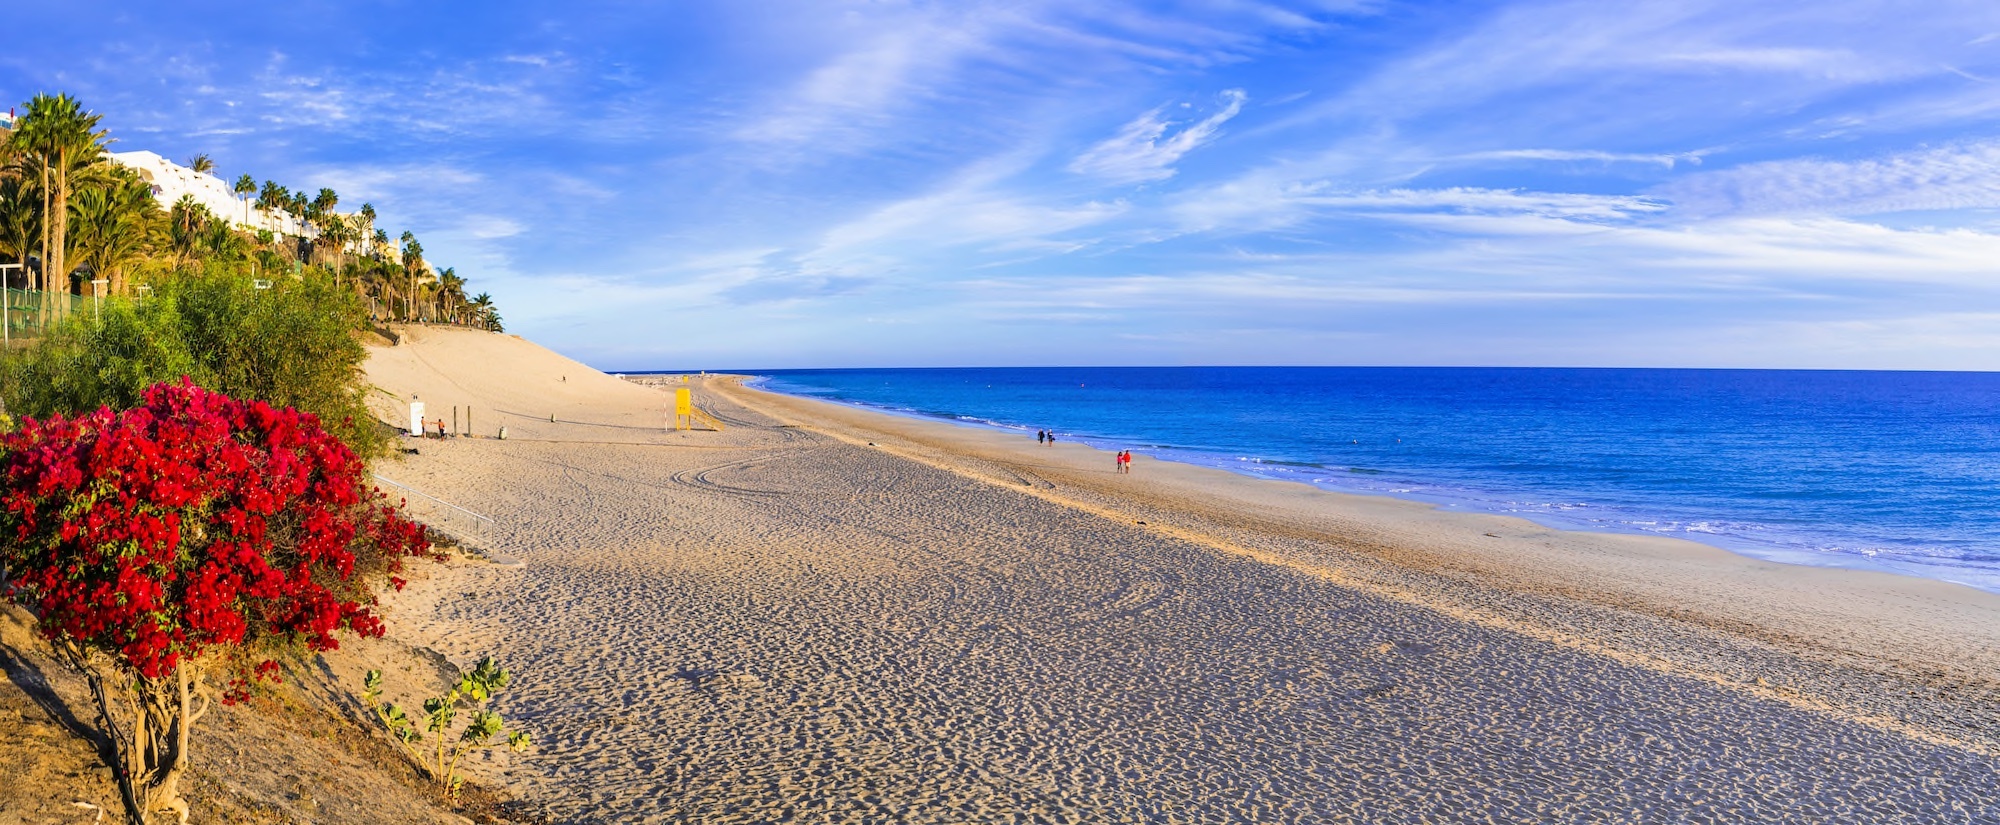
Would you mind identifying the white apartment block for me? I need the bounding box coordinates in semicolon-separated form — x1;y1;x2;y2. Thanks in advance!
107;150;311;237
97;150;422;275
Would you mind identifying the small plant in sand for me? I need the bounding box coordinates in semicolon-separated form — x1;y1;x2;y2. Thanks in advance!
362;657;532;798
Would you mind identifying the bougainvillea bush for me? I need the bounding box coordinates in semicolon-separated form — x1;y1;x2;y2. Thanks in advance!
0;380;437;825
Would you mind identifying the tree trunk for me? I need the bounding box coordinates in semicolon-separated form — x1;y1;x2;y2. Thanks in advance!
38;162;50;330
62;642;201;825
50;146;68;323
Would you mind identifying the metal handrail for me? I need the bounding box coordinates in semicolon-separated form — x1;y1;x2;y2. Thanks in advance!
372;473;495;546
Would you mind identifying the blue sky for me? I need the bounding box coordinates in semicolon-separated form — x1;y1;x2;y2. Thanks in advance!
8;1;2000;370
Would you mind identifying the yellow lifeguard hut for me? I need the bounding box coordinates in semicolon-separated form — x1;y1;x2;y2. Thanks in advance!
670;386;725;431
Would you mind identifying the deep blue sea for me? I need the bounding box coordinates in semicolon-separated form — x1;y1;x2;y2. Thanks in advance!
739;367;2000;594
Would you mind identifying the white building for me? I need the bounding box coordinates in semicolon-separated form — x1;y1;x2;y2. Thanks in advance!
107;150;308;236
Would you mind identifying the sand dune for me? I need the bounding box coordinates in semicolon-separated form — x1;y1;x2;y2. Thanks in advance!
363;326;2000;824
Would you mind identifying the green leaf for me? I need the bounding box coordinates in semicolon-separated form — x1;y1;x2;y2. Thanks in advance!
462;710;503;744
423;697;456;733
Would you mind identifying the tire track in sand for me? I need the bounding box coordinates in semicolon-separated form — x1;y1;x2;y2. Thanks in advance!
730;387;2000;761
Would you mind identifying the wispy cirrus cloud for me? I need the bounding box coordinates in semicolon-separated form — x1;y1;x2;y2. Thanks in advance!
1652;46;1879;79
1069;89;1247;184
1657;141;2000;218
1169;176;1669;236
1270;0;1999;145
729;8;997;154
1454;148;1711;168
802;152;1131;270
725;1;1364;165
1290;186;1668;221
17;0;2000;369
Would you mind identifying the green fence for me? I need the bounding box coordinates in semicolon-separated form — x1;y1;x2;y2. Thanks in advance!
2;288;94;342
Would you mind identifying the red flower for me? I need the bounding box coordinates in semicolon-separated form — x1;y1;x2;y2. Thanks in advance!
0;380;441;689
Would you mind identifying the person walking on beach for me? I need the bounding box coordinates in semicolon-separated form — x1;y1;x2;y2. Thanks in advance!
1116;450;1132;474
1037;429;1047;444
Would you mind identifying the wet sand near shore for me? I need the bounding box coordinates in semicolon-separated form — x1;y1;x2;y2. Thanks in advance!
365;327;2000;824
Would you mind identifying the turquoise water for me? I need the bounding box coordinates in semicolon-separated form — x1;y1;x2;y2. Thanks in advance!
735;367;2000;594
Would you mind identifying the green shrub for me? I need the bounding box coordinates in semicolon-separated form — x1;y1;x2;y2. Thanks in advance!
1;266;386;457
162;266;382;456
2;294;196;416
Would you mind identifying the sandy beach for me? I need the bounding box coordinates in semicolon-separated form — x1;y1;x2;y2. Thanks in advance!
362;326;2000;824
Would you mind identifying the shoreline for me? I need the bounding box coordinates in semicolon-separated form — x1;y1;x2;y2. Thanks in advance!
363;328;2000;822
721;377;2000;684
742;372;2000;596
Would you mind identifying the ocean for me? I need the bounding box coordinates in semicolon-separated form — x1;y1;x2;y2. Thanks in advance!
739;366;2000;594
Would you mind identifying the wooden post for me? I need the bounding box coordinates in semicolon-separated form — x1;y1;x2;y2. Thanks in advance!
453;406;459;436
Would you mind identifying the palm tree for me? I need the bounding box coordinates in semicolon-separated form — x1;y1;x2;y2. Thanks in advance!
358;202;377;256
435;267;465;324
399;231;422;322
321;213;349;272
199;218;249;264
288;191;309;254
308;187;338;266
362;258;403;322
469;292;495;330
257;179;283;218
70;168;159;297
9;93;111;317
233;173;255;225
186;153;214;174
312;187;337;217
167;195;214;268
0;176;40;289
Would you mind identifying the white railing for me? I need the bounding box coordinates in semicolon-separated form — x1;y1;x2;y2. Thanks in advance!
372;474;495;548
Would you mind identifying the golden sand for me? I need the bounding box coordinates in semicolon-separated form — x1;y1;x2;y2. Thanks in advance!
363;326;2000;824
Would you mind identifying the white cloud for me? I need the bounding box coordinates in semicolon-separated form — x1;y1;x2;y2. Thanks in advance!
1653;47;1877;79
258;74;354;128
811;152;1128;259
1069;89;1247;184
1612;217;2000;281
727;1;1365;164
1170;179;1667;236
1457;148;1710;168
1268;0;1997;141
501;53;567;69
732;12;985;152
1293;186;1667;220
299;163;487;204
1711;312;2000;367
1658;141;2000;217
460;215;524;240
